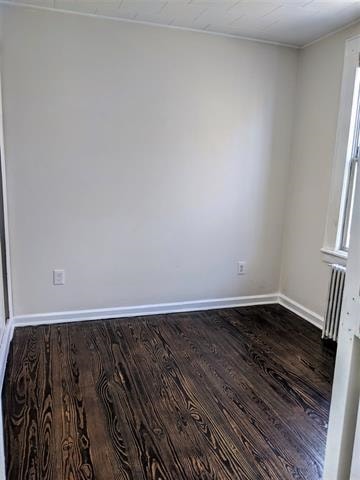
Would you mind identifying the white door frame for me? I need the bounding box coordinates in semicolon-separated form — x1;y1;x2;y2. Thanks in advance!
0;68;12;322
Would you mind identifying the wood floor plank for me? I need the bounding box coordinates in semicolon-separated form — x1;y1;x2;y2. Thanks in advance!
56;324;95;479
73;322;134;480
2;304;335;480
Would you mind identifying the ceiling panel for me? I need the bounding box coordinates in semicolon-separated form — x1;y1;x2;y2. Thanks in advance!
6;0;360;47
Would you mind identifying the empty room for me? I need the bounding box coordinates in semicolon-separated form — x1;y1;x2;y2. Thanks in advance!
0;1;360;479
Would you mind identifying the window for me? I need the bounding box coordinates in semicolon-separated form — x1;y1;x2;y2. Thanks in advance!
338;68;360;253
323;37;360;262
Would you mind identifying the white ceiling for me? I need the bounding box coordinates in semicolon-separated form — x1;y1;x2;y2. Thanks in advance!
5;0;360;47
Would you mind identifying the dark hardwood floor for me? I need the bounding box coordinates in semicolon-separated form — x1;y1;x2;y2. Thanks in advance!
2;304;336;480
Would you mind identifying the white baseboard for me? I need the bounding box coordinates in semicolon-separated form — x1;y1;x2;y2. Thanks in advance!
12;293;279;327
11;293;325;331
278;294;324;330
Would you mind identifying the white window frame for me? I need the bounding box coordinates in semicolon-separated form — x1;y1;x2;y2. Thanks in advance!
322;35;360;265
337;67;360;253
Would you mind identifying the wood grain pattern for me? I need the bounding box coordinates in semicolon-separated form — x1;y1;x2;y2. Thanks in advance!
2;304;336;479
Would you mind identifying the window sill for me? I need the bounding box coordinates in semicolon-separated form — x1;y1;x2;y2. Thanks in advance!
321;247;347;266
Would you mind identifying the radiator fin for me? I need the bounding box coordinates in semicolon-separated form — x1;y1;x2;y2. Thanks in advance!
322;264;346;342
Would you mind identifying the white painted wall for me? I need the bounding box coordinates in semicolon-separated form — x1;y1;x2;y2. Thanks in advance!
280;22;360;318
0;6;298;316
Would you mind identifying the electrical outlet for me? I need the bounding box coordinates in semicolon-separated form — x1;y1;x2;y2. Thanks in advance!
237;261;247;275
53;269;65;286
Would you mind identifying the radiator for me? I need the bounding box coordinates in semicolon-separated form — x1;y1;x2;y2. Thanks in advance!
322;264;346;342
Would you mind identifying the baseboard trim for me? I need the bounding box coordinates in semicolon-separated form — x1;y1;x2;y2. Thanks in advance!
12;293;280;327
278;294;324;330
11;294;325;331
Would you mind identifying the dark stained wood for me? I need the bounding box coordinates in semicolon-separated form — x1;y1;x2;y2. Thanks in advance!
2;304;336;479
